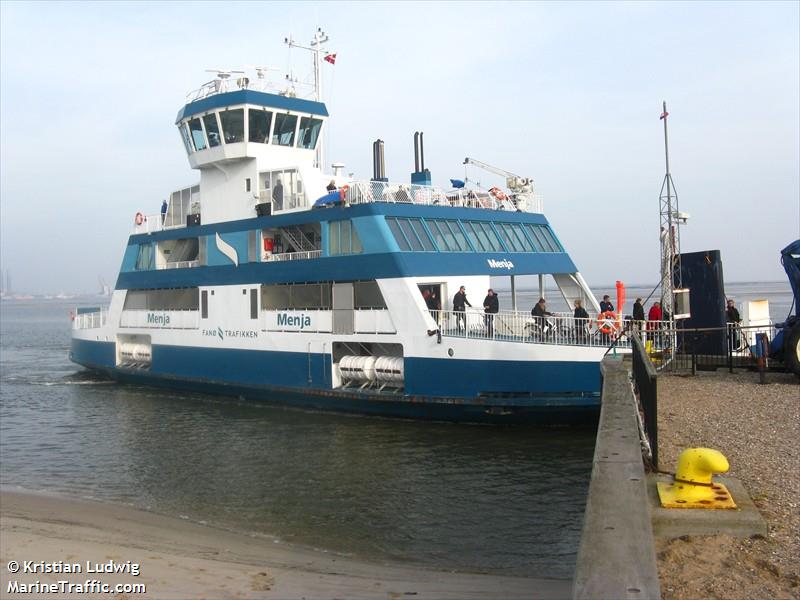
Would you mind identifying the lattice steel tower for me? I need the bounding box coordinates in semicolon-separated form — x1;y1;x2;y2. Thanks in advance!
659;101;682;320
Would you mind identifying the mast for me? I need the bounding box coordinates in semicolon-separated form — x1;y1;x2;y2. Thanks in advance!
658;101;681;322
286;28;329;172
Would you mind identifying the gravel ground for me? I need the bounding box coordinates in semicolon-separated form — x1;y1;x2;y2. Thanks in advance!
655;369;800;600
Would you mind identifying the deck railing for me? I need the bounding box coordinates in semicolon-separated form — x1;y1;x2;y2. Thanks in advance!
72;308;108;330
263;250;322;262
429;308;674;349
342;180;543;214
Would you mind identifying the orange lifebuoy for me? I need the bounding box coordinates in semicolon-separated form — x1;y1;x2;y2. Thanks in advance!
489;187;508;202
339;185;350;202
135;212;144;226
597;311;620;336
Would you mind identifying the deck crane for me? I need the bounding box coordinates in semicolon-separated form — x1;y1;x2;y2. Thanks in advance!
463;158;535;211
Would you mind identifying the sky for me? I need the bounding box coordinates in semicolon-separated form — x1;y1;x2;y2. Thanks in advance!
1;1;798;295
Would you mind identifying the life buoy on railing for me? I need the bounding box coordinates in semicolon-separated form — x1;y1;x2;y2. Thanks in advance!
489;187;508;202
597;311;620;336
135;212;144;226
339;185;350;202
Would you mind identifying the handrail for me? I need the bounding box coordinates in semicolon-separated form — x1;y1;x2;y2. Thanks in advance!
342;180;544;214
429;308;673;349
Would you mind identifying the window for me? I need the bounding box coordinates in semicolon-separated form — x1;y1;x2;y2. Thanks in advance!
123;288;199;310
272;113;297;146
250;289;258;319
188;118;206;151
329;220;363;256
446;220;470;251
179;123;193;154
354;281;387;309
248;109;273;143
462;222;487;252
297;117;323;149
135;244;154;270
497;224;526;252
219;109;244;143
201;290;208;319
387;218;411;251
202;113;222;147
261;283;332;310
538;226;562;252
509;223;535;252
386;218;434;251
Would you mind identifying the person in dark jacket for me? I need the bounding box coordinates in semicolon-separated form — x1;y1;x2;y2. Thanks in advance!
632;297;645;337
573;299;589;342
531;298;553;336
453;286;471;332
599;295;614;313
726;299;742;351
483;289;499;337
633;298;645;321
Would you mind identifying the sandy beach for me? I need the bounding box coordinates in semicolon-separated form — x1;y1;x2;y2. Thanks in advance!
0;489;569;600
655;369;800;600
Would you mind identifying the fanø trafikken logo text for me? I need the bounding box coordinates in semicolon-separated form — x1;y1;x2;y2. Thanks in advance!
202;327;257;339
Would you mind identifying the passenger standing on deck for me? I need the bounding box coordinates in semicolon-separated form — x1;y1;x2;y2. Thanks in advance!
426;290;440;321
483;288;499;337
632;297;645;337
160;199;168;224
599;295;614;313
573;299;589;342
453;286;471;332
647;301;662;345
726;299;742;351
326;180;337;192
273;178;284;210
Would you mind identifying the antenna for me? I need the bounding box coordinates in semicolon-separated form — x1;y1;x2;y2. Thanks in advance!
658;101;683;323
285;28;331;171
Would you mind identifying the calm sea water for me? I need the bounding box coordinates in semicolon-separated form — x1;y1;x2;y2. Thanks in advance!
0;299;596;578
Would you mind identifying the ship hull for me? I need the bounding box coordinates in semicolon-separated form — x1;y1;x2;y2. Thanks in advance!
70;338;600;425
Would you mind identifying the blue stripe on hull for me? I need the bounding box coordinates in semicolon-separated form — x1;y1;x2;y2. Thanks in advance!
70;338;600;425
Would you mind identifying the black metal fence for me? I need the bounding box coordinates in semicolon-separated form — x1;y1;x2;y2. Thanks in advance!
631;332;658;470
642;323;779;375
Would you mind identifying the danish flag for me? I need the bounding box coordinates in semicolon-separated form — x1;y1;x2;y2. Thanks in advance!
324;53;337;65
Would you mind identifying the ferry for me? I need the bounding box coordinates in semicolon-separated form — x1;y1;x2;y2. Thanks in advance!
70;32;620;424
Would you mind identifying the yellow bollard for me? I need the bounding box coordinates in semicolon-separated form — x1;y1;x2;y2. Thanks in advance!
657;448;737;509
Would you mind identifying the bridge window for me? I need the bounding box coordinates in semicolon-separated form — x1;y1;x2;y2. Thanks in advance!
297;117;322;149
428;220;468;251
272;113;297;146
220;109;244;143
248;109;273;143
188;118;206;151
179;123;193;154
202;113;222;147
497;223;528;252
